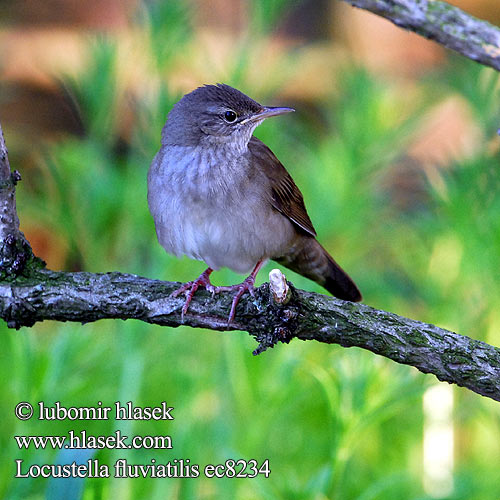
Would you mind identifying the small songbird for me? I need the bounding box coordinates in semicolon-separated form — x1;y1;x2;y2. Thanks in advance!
148;84;361;323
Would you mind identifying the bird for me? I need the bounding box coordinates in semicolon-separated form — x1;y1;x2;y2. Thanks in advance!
147;83;361;324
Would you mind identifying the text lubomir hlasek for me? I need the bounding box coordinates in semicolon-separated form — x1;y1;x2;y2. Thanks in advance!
36;401;174;421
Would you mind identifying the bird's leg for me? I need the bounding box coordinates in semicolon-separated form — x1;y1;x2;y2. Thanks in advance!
214;260;265;326
172;267;216;319
172;261;264;324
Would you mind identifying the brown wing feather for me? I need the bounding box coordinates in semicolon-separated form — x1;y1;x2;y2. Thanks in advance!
248;136;316;237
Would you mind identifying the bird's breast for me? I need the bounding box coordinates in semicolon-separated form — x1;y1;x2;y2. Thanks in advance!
148;145;295;273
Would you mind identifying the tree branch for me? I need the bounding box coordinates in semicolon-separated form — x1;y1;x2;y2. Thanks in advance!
2;268;500;402
0;124;39;278
2;1;500;405
339;0;500;72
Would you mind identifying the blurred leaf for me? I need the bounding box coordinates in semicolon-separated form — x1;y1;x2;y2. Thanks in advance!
439;58;500;135
249;0;301;35
139;0;193;71
64;39;120;145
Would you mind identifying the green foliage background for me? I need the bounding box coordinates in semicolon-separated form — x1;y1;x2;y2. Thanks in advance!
1;1;500;499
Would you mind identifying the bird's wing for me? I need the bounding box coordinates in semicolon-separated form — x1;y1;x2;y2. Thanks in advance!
249;136;317;237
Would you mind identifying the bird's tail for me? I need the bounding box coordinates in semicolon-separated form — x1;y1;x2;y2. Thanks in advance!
274;236;362;302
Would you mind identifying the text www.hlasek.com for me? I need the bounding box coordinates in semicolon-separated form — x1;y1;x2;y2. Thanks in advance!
15;430;172;450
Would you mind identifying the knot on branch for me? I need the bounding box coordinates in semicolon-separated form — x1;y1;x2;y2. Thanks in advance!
11;170;21;185
0;233;43;279
0;171;21;189
249;281;300;355
0;233;37;279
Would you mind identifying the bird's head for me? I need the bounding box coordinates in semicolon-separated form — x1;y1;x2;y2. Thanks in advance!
162;83;294;151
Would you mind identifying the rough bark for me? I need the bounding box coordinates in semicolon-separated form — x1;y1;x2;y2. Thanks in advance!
340;0;500;72
0;124;38;278
2;268;500;402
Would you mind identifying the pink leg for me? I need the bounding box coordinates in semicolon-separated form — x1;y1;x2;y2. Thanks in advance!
172;267;215;319
172;261;265;325
217;260;265;325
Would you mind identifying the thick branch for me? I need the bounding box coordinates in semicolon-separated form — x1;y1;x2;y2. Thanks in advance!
340;0;500;72
2;268;500;402
0;124;21;241
0;124;38;277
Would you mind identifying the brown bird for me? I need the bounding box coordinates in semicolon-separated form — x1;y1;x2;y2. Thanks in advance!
148;83;361;323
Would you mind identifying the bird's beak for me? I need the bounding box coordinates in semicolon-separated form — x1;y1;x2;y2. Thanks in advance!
242;106;295;124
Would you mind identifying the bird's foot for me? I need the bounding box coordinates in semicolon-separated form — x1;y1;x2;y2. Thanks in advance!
173;261;264;326
213;275;257;326
172;268;215;320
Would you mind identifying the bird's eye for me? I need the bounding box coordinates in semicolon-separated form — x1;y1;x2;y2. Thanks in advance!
224;110;238;123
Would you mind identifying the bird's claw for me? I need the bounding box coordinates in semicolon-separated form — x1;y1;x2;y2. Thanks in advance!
172;268;214;321
224;276;256;326
172;262;262;326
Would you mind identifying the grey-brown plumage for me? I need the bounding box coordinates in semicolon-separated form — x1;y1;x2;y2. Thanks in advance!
148;83;361;322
